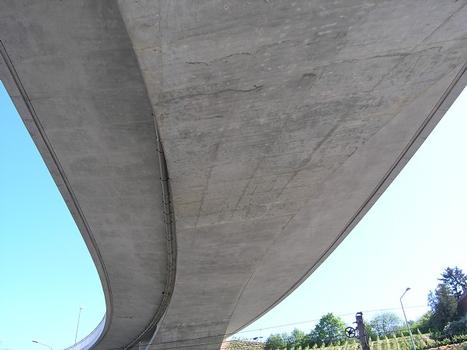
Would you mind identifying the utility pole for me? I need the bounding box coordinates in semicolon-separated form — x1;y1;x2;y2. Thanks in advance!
355;312;370;350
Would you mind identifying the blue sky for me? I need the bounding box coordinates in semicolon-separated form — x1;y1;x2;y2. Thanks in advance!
0;80;466;349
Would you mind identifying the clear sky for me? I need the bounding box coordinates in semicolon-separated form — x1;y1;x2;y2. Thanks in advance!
0;79;466;350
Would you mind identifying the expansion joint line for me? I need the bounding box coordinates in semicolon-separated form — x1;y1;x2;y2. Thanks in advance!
123;115;177;350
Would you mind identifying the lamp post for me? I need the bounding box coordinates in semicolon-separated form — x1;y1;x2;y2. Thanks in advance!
32;340;52;350
400;287;417;350
74;306;83;345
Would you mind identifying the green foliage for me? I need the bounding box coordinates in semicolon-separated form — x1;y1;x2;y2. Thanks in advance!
364;321;378;340
439;267;467;300
392;333;402;350
370;313;403;337
287;329;307;349
411;312;433;334
428;283;460;331
310;313;346;346
265;333;288;350
444;317;467;337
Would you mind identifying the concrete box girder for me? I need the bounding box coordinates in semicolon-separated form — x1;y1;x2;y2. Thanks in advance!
1;1;466;349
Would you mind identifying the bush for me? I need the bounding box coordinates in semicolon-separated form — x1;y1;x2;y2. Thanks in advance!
454;334;467;343
444;317;467;337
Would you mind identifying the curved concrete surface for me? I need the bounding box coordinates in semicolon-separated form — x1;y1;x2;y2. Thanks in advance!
1;1;467;350
64;317;106;350
0;1;175;349
118;1;467;349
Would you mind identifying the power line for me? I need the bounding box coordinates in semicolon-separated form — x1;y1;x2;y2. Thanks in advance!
233;305;428;334
99;304;428;350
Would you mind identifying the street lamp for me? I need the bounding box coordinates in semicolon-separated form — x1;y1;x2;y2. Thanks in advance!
74;306;83;345
32;340;52;350
400;287;417;350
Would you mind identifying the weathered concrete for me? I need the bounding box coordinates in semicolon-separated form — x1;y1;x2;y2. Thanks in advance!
0;1;174;349
118;1;467;349
1;1;467;350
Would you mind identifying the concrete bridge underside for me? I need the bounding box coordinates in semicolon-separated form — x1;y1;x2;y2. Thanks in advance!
1;1;466;349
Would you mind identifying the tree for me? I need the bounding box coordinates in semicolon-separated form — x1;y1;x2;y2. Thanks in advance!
309;313;346;345
439;267;467;300
428;283;459;332
364;321;377;340
410;311;433;333
369;312;403;336
444;316;467;337
265;333;288;350
287;329;306;349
